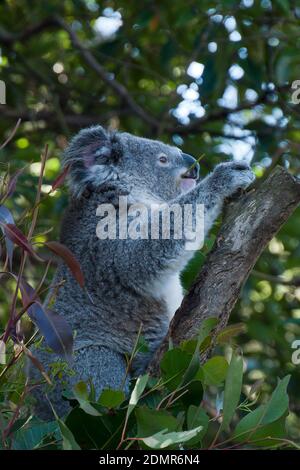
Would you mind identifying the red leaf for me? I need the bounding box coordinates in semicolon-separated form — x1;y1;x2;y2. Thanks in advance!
1;223;38;259
20;280;73;360
51;165;70;192
20;279;39;306
21;345;52;385
32;304;73;360
45;241;85;287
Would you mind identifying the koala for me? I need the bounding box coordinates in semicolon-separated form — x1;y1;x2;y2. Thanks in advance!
31;125;255;418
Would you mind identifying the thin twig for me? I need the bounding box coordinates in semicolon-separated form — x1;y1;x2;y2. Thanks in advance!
0;119;22;151
251;269;300;287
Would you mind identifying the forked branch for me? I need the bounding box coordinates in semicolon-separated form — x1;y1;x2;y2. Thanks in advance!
149;166;300;374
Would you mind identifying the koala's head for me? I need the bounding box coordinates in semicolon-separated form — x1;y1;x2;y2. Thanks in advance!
63;126;200;203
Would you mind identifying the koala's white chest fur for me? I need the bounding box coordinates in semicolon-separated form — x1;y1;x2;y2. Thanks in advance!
145;256;192;320
152;271;184;319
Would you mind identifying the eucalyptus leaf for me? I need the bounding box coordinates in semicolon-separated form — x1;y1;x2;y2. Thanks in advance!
135;407;179;438
142;426;203;449
99;389;126;409
220;351;244;431
73;381;101;416
199;356;228;386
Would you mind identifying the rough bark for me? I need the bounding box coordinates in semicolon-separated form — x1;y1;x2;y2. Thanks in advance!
148;166;300;374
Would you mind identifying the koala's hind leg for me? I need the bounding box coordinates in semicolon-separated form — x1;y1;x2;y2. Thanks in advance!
73;345;130;395
29;345;130;420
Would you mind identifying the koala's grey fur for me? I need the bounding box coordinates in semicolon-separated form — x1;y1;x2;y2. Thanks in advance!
31;126;255;419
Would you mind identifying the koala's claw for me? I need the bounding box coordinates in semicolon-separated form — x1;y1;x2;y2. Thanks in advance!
215;160;251;172
229;161;251;171
211;160;255;197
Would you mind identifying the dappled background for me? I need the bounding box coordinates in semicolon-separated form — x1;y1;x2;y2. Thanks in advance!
1;0;300;440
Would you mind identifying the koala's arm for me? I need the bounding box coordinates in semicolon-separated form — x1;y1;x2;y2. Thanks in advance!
174;161;255;234
113;162;255;281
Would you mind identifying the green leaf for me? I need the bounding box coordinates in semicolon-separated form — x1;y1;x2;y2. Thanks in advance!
262;375;290;425
126;374;149;420
160;348;192;390
246;416;287;448
98;389;126;409
233;375;291;443
141;426;203;449
234;413;287;447
180;350;200;386
50;404;80;450
181;317;218;355
162;318;219;391
180;339;199;355
220;350;244;431
12;420;60;450
57;419;81;450
186;406;209;446
74;381;89;400
135;407;179;437
65;407;125;450
233;404;265;441
199;356;228;386
73;381;101;416
179;380;203;407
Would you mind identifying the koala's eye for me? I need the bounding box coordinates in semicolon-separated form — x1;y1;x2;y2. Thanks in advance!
158;154;168;164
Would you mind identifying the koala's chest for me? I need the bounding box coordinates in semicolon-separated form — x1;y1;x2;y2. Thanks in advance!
146;271;184;320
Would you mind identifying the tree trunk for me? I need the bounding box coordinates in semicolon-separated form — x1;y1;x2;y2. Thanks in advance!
148;166;300;374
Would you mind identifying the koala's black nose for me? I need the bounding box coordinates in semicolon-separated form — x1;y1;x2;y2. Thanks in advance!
182;153;200;179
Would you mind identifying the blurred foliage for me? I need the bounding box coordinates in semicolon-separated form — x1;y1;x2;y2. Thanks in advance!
0;331;297;450
1;0;300;448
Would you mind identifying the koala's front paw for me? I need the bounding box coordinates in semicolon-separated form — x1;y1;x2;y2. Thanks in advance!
211;161;255;197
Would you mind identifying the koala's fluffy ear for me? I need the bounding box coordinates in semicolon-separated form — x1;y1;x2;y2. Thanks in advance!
63;126;121;196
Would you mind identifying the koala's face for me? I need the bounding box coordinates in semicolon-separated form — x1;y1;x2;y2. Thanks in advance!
64;126;200;202
117;132;200;202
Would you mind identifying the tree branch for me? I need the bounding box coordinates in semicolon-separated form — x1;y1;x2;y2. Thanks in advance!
148;166;300;374
0;18;57;46
54;17;160;130
0;107;129;129
251;270;300;287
